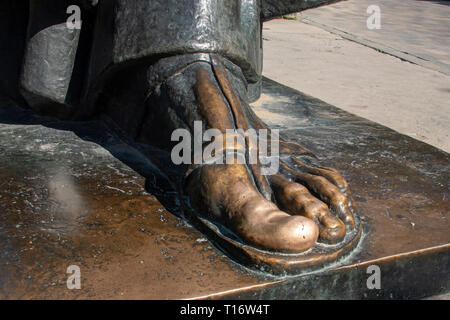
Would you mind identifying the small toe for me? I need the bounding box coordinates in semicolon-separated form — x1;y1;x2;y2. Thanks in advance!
281;162;356;230
291;159;357;229
271;174;346;243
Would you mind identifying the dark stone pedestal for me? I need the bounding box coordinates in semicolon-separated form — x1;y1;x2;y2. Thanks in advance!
0;78;448;299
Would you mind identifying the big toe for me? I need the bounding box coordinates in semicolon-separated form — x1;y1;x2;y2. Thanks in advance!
237;198;319;253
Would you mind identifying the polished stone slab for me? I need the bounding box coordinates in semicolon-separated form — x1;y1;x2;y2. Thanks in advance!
0;78;448;299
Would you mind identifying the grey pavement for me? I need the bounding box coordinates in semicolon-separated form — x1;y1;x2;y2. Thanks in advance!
260;0;450;152
300;0;450;76
425;292;450;300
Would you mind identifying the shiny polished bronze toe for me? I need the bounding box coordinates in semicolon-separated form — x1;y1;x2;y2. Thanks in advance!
140;54;361;274
271;174;346;244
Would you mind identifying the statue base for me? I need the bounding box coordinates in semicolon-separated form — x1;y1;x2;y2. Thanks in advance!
0;78;448;299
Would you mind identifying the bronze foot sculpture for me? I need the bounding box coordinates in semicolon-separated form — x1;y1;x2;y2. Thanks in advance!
132;53;362;274
8;0;361;274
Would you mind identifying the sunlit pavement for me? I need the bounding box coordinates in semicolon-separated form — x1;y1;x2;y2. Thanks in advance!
262;0;450;152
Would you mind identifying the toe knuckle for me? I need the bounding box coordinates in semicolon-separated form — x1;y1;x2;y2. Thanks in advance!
310;201;328;216
312;176;327;185
327;167;342;176
338;193;348;203
284;182;305;195
333;193;348;206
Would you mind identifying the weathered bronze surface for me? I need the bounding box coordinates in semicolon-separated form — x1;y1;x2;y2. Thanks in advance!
0;78;448;299
127;53;361;273
2;0;364;272
1;0;448;298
